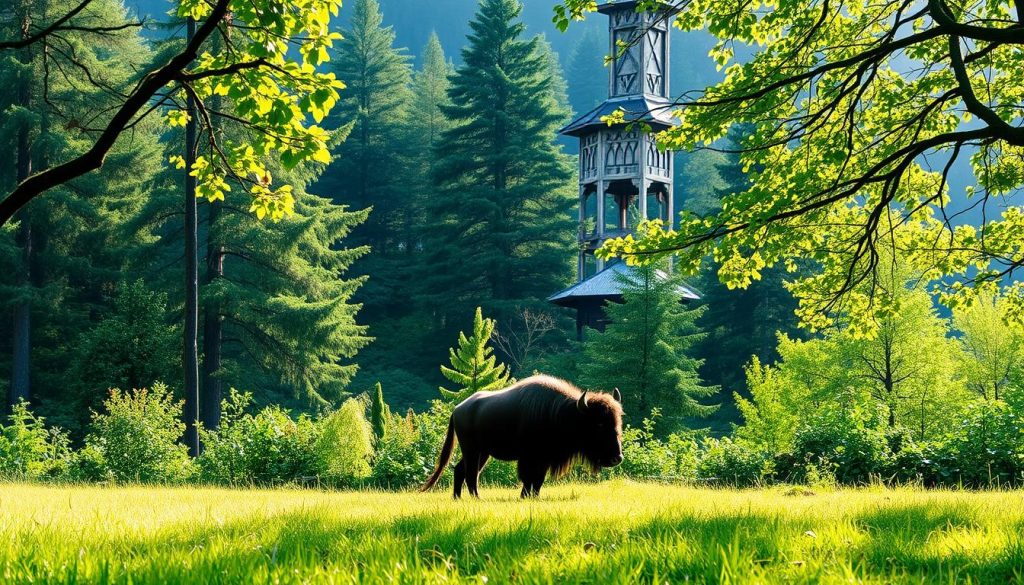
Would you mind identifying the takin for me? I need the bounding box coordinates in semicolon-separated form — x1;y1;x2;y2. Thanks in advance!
421;375;624;498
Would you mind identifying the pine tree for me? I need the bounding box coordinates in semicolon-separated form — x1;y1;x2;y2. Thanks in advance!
131;157;372;409
580;262;716;433
439;307;511;404
336;32;451;409
687;124;804;396
370;381;389;439
407;32;454;183
315;0;413;317
421;0;576;329
0;0;162;418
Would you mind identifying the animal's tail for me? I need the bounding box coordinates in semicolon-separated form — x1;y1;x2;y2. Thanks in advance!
420;415;457;492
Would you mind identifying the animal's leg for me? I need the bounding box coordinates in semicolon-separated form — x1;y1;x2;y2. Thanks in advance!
517;460;544;499
530;475;546;497
464;451;483;498
452;459;466;499
471;453;490;497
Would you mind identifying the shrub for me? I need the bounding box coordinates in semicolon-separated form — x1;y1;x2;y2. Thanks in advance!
480;459;519;486
920;400;1024;488
315;398;374;486
791;406;888;485
697;437;774;486
372;401;452;489
0;402;72;480
67;444;112;483
612;413;699;480
197;390;319;486
371;410;431;489
85;384;192;483
881;427;927;485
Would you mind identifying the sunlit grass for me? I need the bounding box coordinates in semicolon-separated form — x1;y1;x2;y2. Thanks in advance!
1;480;1023;583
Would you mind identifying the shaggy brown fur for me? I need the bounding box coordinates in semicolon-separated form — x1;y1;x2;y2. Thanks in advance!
421;375;624;498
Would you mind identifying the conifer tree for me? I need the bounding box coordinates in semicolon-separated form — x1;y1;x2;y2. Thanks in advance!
421;0;576;327
0;0;161;416
315;0;412;317
439;307;511;404
334;31;449;407
580;262;716;434
370;382;389;439
685;125;804;396
402;32;453;247
131;157;372;409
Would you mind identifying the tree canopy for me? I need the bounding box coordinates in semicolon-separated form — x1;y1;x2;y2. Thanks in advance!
556;0;1024;335
0;0;349;226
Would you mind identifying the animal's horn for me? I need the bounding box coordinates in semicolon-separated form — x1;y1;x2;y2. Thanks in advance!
577;390;589;411
613;387;622;403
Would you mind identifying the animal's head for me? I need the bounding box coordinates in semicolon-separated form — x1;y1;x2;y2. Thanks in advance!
576;388;624;468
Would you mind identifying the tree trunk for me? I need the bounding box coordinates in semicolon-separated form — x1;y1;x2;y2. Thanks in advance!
9;5;33;410
201;200;223;431
200;24;226;433
182;17;201;457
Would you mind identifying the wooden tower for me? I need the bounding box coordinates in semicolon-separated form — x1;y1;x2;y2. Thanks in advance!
548;1;699;339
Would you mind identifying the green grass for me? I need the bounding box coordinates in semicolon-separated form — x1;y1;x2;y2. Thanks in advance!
1;481;1023;583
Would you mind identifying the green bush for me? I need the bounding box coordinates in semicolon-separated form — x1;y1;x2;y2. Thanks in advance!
920;401;1024;488
85;384;192;483
697;437;774;486
480;459;519;486
315;398;374;486
67;444;112;483
0;402;72;480
371;411;431;489
611;413;699;480
791;406;888;485
197;391;319;486
881;427;927;485
371;401;451;489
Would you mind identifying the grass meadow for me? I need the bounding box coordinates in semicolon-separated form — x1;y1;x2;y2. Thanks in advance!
1;480;1023;584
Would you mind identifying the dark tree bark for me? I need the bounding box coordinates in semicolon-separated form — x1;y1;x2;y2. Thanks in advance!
182;17;200;457
9;4;33;409
200;23;228;432
200;200;223;432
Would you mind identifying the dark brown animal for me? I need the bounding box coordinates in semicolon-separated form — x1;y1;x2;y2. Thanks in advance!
421;375;624;498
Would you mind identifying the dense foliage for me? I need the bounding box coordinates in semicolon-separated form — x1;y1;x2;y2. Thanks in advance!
579;262;716;432
557;0;1024;338
2;0;1024;496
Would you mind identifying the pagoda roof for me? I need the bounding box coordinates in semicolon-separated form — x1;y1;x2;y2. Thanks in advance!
547;261;700;307
560;96;678;137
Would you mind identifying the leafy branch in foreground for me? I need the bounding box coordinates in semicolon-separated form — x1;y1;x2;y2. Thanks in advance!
556;0;1024;335
1;0;347;225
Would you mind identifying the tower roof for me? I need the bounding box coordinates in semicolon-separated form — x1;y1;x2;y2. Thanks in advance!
596;1;679;15
559;96;678;137
547;261;700;307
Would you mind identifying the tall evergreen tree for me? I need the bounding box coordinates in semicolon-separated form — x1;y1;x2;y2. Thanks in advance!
402;32;452;253
348;32;454;399
686;125;805;397
316;0;412;317
579;262;716;434
370;381;389;439
421;0;576;331
0;0;161;418
131;154;372;410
